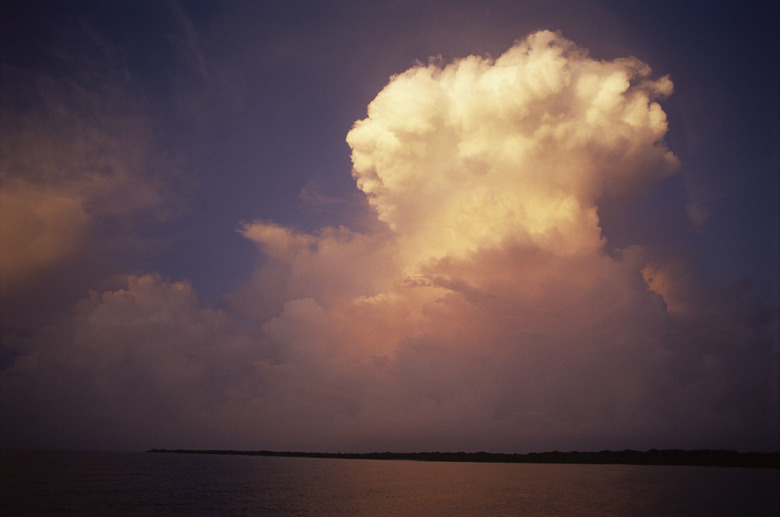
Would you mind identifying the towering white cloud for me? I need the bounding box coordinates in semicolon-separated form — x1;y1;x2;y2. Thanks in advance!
347;30;678;270
217;32;771;451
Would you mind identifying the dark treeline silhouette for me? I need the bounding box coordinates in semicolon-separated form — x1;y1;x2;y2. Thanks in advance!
147;448;780;469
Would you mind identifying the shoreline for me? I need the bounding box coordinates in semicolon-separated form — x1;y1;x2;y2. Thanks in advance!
147;448;780;469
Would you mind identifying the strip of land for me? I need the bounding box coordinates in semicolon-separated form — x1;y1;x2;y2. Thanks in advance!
148;448;779;469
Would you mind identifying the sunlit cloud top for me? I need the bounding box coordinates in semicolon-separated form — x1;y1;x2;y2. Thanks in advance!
348;31;678;270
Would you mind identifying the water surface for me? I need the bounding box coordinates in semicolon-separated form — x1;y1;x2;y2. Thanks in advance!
1;450;777;516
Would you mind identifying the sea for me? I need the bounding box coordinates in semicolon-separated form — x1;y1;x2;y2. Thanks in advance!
1;450;777;516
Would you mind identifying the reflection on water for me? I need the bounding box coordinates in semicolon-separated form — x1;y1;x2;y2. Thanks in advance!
1;451;778;516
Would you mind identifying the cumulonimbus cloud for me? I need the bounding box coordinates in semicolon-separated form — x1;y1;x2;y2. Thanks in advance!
225;31;772;451
347;30;679;268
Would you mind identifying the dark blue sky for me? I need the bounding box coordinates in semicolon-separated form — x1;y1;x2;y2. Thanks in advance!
1;1;777;452
4;0;774;304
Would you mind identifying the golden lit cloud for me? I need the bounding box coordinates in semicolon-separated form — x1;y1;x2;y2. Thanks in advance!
0;65;188;288
0;180;89;284
347;30;679;272
209;31;768;450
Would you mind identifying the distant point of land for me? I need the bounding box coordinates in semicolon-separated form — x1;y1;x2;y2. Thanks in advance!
147;448;780;469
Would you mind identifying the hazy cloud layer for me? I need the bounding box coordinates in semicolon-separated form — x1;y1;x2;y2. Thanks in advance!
0;64;187;287
1;28;775;452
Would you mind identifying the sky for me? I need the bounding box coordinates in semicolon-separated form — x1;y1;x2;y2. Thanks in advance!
1;0;778;453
